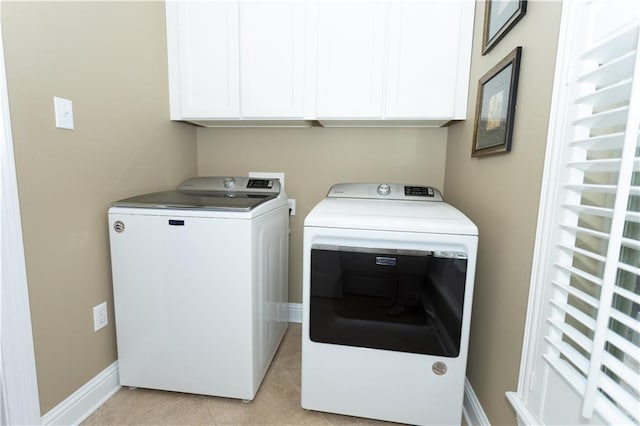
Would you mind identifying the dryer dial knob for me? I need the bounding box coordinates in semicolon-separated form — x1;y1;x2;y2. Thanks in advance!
377;184;391;196
223;177;235;188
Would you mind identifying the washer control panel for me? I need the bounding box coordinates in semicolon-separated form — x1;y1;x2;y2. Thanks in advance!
178;176;279;195
247;178;275;189
328;183;443;201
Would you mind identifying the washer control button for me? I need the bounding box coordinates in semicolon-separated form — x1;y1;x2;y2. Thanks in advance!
377;184;391;196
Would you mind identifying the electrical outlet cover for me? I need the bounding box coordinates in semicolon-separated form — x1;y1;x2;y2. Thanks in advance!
93;302;108;332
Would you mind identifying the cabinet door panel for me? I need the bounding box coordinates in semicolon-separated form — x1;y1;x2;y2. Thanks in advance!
166;0;474;124
176;1;240;119
386;0;462;119
316;1;386;119
240;1;305;118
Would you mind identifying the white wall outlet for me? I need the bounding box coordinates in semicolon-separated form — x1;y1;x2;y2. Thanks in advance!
249;172;285;189
288;198;296;216
93;302;108;332
53;96;74;130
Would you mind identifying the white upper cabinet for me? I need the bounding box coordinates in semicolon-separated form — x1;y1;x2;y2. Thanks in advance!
167;1;240;119
314;0;474;124
239;1;306;118
165;0;475;126
385;0;473;120
167;0;306;122
315;1;386;119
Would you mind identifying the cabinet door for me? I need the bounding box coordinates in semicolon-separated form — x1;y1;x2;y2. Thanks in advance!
385;0;467;119
239;1;305;118
315;1;386;119
173;1;240;119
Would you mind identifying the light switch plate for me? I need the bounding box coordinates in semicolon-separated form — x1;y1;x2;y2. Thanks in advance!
54;96;74;130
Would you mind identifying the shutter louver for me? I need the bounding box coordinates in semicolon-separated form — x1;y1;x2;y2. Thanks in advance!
544;18;640;425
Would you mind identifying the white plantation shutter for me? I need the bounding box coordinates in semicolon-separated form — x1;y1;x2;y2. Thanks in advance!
507;2;640;425
544;17;640;423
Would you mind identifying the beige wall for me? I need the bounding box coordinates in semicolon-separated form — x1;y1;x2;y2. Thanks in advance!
197;127;448;302
444;1;562;424
2;0;563;419
2;2;197;413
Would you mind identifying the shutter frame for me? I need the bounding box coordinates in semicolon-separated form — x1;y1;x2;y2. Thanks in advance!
507;3;640;424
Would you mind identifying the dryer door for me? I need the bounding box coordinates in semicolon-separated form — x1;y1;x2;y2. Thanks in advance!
309;245;468;357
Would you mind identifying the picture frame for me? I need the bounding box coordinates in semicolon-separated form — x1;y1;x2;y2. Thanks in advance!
482;0;527;55
472;47;522;158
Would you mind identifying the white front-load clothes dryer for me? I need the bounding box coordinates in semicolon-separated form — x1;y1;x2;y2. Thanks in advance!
108;176;289;401
301;183;478;425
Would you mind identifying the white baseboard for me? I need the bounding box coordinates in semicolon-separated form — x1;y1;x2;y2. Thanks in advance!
287;302;302;323
41;305;302;425
463;378;491;426
43;304;481;426
41;361;120;426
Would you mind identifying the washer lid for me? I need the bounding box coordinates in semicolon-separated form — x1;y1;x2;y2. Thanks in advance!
111;190;278;211
112;176;281;211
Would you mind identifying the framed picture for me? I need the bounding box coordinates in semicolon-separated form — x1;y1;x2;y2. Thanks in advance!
482;0;527;55
472;47;522;158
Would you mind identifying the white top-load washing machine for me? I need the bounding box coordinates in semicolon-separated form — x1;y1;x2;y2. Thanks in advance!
301;183;478;425
108;176;289;401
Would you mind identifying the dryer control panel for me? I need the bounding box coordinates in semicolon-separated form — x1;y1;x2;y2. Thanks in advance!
327;183;443;202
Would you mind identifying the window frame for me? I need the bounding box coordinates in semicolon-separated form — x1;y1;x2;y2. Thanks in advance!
506;1;640;424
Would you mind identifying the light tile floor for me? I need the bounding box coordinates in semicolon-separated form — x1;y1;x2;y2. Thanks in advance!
81;323;397;425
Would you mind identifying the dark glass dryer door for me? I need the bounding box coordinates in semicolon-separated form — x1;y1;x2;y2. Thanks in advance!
310;245;468;357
